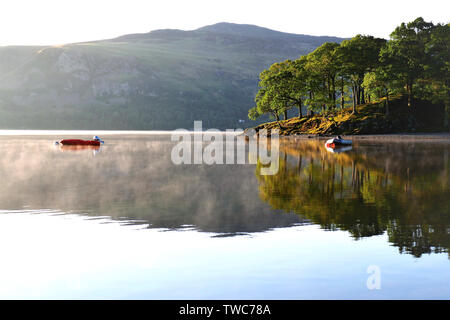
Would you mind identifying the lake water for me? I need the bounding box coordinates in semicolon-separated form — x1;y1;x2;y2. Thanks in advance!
0;132;449;299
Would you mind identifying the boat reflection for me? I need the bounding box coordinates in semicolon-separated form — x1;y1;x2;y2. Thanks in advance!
57;144;101;155
325;145;353;153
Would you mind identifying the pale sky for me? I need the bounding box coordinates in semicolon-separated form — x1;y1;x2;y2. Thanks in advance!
0;0;448;46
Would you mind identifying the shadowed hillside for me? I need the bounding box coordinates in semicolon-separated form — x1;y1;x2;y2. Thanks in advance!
0;23;344;130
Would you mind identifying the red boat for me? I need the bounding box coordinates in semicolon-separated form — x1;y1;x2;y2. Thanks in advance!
58;136;104;146
59;139;101;146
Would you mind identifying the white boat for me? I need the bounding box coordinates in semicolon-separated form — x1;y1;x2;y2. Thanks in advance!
325;136;352;148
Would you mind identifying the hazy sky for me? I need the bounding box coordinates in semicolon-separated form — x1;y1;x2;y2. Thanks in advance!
0;0;448;46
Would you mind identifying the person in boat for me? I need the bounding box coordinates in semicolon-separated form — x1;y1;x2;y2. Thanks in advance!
93;136;104;144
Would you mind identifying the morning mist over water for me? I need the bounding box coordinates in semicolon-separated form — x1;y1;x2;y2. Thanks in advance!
0;133;448;300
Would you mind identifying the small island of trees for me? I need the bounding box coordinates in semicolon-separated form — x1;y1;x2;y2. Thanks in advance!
248;17;449;135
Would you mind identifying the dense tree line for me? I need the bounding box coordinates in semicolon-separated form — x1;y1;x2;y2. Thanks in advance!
249;17;449;126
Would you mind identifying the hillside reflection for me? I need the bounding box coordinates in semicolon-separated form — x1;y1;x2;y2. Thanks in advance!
255;139;450;258
0;135;303;235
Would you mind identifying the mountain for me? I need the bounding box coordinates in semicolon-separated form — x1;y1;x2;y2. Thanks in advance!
0;23;345;130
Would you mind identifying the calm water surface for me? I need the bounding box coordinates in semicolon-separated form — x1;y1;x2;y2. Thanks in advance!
0;132;449;299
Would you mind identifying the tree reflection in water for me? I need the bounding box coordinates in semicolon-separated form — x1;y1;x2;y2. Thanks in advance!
255;139;450;258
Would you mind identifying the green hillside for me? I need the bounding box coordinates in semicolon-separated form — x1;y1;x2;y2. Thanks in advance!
0;23;344;130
